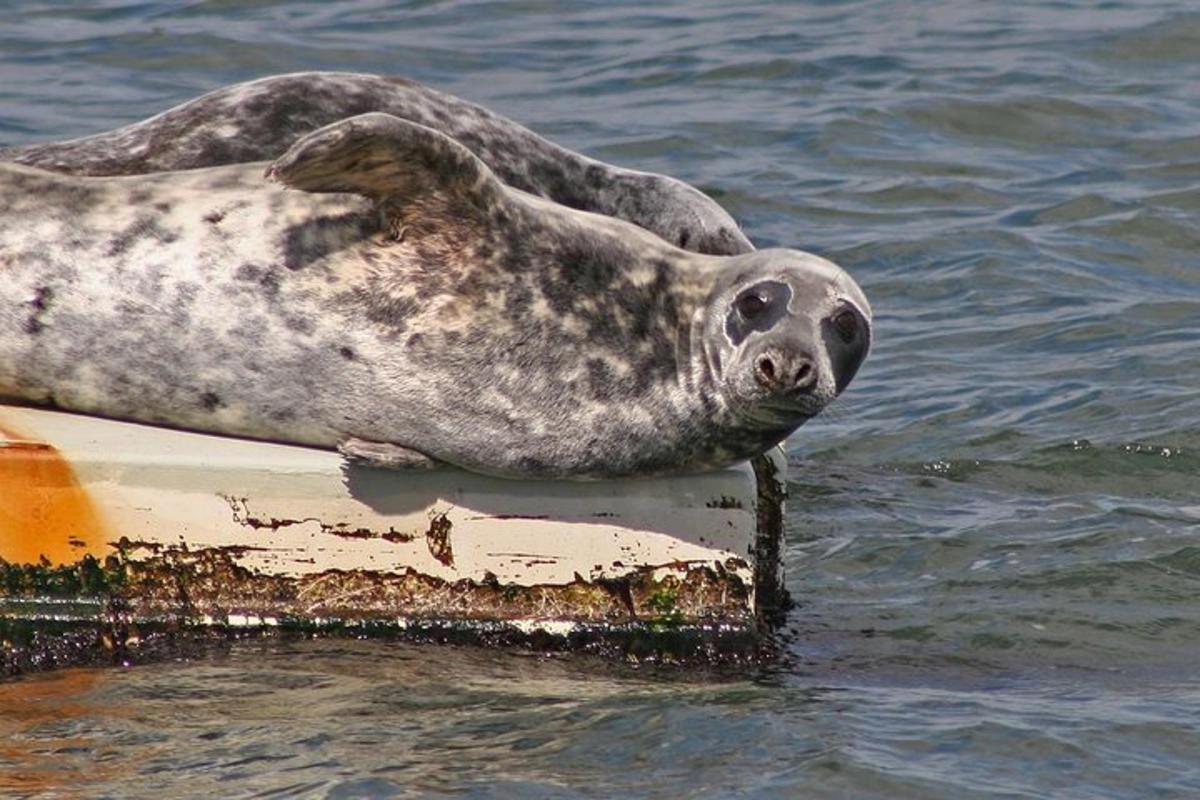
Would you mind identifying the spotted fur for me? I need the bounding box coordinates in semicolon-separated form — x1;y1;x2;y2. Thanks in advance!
0;114;870;479
0;71;752;257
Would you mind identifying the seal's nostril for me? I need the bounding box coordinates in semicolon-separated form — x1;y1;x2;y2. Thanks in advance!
794;361;813;388
755;355;777;388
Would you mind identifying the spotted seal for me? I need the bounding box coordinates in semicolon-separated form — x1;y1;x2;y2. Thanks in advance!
0;113;869;479
0;71;752;257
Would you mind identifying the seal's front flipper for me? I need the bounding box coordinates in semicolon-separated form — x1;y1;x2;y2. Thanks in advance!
339;437;440;471
265;112;505;214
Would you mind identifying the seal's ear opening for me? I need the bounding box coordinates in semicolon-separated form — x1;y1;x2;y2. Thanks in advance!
265;112;504;213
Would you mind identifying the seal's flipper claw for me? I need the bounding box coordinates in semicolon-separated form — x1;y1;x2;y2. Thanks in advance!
266;112;503;210
339;437;440;471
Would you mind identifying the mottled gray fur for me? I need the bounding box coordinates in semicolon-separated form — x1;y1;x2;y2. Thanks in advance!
0;114;869;479
0;71;752;257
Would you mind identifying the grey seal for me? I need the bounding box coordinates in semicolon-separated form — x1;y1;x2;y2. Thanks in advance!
0;113;870;479
0;71;752;257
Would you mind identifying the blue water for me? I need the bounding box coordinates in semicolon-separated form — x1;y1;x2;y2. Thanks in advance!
2;1;1200;797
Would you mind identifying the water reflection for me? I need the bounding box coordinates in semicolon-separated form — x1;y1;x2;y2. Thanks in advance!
0;668;121;799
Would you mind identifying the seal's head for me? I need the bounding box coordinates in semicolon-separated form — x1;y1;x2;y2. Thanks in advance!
648;175;754;256
600;167;753;256
702;249;872;431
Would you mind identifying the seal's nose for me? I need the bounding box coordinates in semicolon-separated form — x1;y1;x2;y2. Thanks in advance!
754;351;817;394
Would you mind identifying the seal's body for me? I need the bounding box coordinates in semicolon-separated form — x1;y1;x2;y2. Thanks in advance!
0;71;752;257
0;114;869;479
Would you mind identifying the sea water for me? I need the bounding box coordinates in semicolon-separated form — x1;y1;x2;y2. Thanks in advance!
1;1;1198;797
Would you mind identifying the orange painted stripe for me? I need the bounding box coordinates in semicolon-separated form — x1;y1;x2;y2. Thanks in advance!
0;421;108;566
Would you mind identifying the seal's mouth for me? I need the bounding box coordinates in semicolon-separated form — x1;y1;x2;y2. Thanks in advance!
731;390;826;430
760;393;825;419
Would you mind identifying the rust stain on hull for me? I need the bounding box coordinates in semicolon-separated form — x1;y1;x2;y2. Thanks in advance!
425;511;454;567
0;420;108;566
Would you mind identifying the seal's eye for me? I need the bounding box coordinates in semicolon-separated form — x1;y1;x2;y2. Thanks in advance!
737;294;767;319
832;307;860;343
724;280;791;346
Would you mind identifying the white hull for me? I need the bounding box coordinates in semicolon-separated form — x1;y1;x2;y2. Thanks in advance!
0;404;787;663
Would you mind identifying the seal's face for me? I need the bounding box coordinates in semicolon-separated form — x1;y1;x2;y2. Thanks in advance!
707;250;871;429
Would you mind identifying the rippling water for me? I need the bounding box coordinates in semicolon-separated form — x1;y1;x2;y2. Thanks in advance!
2;1;1200;797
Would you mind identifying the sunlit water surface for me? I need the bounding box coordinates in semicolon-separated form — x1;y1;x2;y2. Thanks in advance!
2;1;1199;797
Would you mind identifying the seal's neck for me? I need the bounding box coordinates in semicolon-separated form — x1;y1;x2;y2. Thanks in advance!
686;305;723;399
683;264;747;431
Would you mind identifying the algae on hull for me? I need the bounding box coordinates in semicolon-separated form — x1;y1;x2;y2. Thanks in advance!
0;539;761;672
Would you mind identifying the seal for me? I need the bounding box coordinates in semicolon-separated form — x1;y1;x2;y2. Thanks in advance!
0;71;753;257
0;113;870;479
